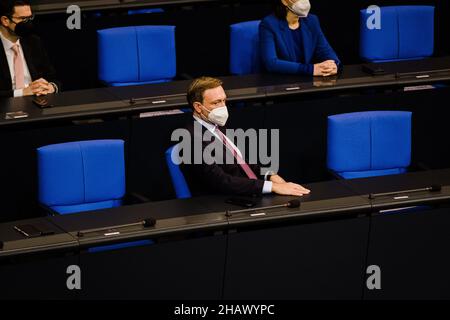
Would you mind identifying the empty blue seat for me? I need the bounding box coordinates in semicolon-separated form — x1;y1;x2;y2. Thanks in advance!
165;145;191;199
229;20;262;75
37;140;126;214
360;6;434;62
97;25;176;86
327;111;412;179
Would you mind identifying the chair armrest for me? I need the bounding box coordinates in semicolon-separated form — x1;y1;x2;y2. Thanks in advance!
124;192;152;204
178;73;193;80
412;162;433;171
328;169;344;180
38;203;61;216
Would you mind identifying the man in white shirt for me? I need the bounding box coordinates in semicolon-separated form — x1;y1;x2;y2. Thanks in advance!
0;0;59;98
180;76;311;197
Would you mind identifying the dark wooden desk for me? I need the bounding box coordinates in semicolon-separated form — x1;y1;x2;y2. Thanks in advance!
1;170;450;299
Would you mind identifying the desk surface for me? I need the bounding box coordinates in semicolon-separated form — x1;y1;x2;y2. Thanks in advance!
1;169;450;258
34;0;224;15
2;57;450;128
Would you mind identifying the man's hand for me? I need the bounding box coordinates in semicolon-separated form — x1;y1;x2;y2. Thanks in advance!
314;60;338;77
272;182;310;197
270;174;286;184
22;78;55;96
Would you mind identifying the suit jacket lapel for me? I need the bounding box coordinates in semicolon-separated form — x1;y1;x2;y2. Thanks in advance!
0;40;13;89
20;38;37;80
300;18;313;63
278;18;296;61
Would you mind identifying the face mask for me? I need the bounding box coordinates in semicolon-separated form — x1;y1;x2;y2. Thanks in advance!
8;19;34;38
287;0;311;18
203;105;229;127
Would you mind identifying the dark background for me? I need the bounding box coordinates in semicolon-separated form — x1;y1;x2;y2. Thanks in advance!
30;0;450;91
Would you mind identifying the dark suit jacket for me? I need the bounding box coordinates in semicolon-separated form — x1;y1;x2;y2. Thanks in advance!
0;34;60;97
180;120;266;197
259;13;341;75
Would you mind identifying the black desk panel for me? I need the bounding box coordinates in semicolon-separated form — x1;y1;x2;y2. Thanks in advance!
2;59;450;128
365;206;450;300
48;196;230;300
343;169;450;300
0;218;78;300
34;0;226;14
223;180;371;300
0;88;129;128
224;215;370;300
78;234;227;300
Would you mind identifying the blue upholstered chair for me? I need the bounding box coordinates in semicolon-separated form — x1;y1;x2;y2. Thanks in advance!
360;6;434;62
327;111;412;179
165;145;191;199
37;140;126;214
229;20;262;75
97;25;176;86
38;139;153;252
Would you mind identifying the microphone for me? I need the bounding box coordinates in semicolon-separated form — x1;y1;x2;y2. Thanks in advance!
226;199;301;217
369;185;442;200
142;218;156;228
77;218;156;237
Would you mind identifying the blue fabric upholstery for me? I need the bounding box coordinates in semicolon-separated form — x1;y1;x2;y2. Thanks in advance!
37;140;126;214
339;168;407;180
127;8;164;15
327;111;412;179
97;25;176;86
360;6;434;62
165;145;191;199
230;20;262;75
52;200;123;215
87;240;153;253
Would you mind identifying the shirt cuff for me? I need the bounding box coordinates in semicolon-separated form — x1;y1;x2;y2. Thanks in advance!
49;82;59;93
264;171;275;181
262;181;273;194
13;89;24;97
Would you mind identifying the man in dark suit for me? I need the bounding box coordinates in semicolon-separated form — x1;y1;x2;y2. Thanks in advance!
180;76;310;197
0;0;60;98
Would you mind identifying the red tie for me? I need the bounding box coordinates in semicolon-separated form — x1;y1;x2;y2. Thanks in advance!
11;43;25;90
216;128;258;180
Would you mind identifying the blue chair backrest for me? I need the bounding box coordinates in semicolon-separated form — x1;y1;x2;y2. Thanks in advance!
360;6;434;62
127;8;164;15
165;145;192;199
97;25;176;86
37;140;126;214
327;111;412;179
229;20;262;75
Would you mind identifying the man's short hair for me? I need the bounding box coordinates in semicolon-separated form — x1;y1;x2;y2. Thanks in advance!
187;77;223;109
0;0;31;18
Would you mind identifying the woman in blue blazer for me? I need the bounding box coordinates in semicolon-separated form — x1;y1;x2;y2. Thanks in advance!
260;0;340;76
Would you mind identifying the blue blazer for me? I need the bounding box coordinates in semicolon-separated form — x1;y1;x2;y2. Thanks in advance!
259;13;340;75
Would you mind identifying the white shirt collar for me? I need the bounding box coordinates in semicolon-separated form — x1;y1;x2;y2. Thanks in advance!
0;30;20;51
193;114;218;133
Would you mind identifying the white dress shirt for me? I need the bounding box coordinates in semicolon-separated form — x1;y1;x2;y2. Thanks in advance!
0;31;32;97
193;115;273;194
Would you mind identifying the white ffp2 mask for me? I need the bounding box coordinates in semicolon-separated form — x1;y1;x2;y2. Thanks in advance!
204;105;229;127
288;0;311;18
